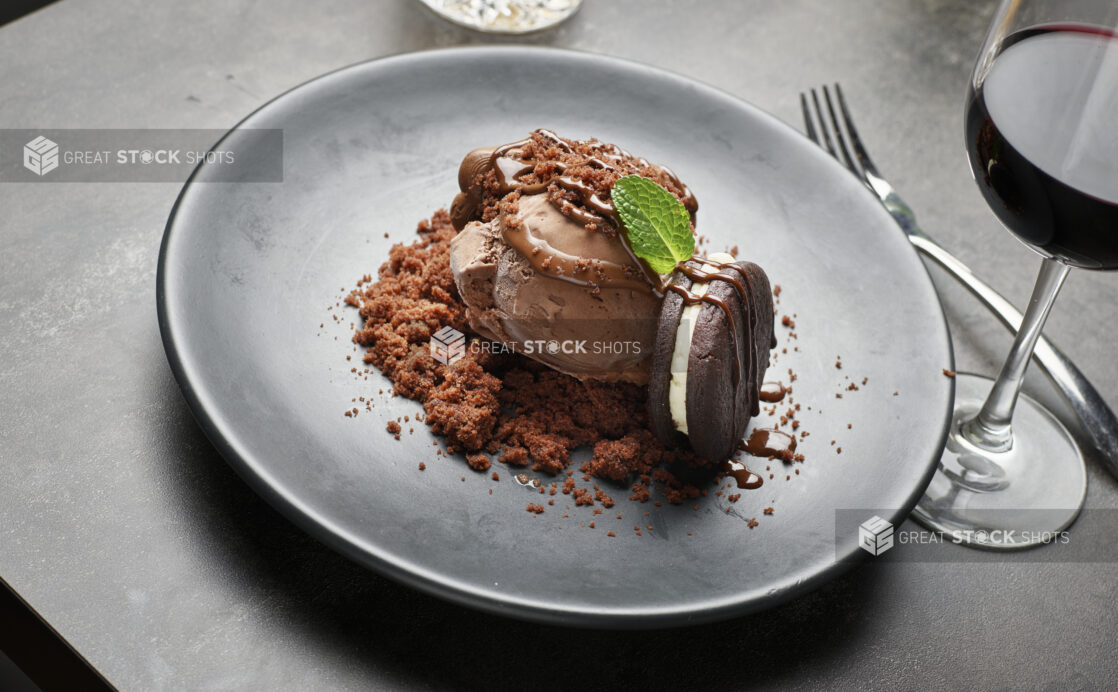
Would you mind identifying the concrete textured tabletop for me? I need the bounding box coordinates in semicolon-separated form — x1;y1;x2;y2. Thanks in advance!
2;0;1118;689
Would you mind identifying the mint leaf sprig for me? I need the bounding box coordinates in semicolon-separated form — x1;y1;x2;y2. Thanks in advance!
612;175;695;275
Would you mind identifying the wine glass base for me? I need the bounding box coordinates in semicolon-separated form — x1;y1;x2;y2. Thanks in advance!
912;372;1086;549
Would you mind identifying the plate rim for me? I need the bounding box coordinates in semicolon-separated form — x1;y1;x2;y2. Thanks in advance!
157;45;954;629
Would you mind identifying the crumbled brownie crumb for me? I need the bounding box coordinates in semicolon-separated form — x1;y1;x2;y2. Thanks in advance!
418;462;426;471
526;503;545;514
747;518;759;529
491;472;499;481
607;531;616;537
594;489;615;508
763;506;774;515
386;421;402;439
943;369;956;378
572;487;595;506
466;452;491;472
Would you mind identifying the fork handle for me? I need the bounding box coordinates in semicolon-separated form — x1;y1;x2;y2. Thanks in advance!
909;232;1118;478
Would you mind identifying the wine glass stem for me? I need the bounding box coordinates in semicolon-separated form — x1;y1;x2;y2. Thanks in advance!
963;258;1071;452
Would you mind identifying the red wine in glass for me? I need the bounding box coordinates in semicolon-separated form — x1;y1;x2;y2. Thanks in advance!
914;7;1118;549
965;24;1118;269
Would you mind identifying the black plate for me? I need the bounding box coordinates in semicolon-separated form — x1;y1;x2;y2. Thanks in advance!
158;47;953;628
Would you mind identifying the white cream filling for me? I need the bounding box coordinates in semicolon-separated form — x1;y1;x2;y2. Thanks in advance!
668;252;735;434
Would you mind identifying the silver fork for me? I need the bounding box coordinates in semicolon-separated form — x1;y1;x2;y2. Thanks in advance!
802;83;1118;480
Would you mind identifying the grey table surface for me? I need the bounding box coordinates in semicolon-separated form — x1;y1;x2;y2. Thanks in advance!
2;0;1118;689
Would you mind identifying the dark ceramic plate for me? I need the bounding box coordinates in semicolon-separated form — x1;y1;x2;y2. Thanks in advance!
158;47;953;628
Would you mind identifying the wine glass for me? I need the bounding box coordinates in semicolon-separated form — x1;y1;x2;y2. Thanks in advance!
417;0;582;34
913;0;1118;548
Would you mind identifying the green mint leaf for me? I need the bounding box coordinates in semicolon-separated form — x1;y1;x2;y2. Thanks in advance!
612;175;695;275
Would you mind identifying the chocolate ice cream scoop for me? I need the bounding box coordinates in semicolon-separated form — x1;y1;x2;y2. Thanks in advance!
648;253;776;462
448;130;703;384
450;194;662;384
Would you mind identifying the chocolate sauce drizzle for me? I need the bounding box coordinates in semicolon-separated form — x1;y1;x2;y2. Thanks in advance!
500;206;653;293
759;381;787;403
721;459;764;489
740;428;797;459
489;129;698;229
666;258;758;390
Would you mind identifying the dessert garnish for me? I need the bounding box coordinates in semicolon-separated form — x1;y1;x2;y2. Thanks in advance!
611;174;697;276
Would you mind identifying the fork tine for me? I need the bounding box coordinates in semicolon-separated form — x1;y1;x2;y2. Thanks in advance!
800;93;819;145
810;89;837;159
822;85;859;175
833;83;882;180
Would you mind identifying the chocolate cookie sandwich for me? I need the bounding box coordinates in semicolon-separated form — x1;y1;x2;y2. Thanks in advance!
647;252;776;462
